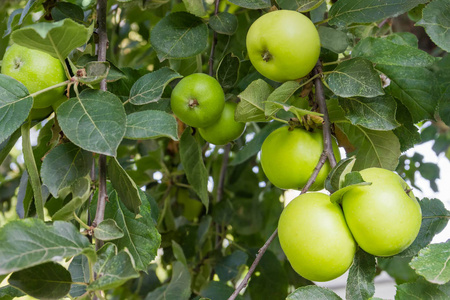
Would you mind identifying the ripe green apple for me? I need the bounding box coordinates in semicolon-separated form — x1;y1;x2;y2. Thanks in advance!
260;126;340;190
341;168;422;257
278;192;356;281
1;44;67;109
171;73;225;128
198;102;245;145
246;10;320;82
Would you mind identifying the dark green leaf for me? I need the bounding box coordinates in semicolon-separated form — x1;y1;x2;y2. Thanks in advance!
325;156;356;193
276;0;323;12
57;89;126;156
346;250;376;300
0;219;94;275
339;95;400;130
377;65;439;123
179;129;209;209
393;100;421;152
41;143;92;198
0;74;32;144
144;261;191;300
172;240;187;267
125;110;178;141
182;0;206;17
200;281;243;300
94;219;125;241
0;285;25;300
129;67;182;105
287;285;342;300
378;256;418;284
410;240;450;284
395;278;450;300
0;127;21;167
336;122;401;171
397;198;450;257
230;121;283;166
68;255;89;297
88;251;139;291
209;12;238;35
326;58;384;98
215;250;248;281
77;61;110;85
417;0;450;52
51;2;85;23
51;176;91;221
9;262;71;300
3;0;42;37
318;26;348;53
352;37;435;67
329;0;428;26
216;53;240;89
228;0;270;9
150;12;208;61
12;18;93;60
236;79;273;122
386;32;419;47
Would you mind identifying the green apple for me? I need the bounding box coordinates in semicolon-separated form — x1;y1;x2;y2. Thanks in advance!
246;10;320;82
278;192;356;281
341;168;422;257
198;102;245;145
171;73;225;128
1;44;67;109
260;126;340;190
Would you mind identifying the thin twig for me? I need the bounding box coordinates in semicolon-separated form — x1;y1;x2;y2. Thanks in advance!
92;0;109;251
228;59;337;300
313;61;337;168
208;0;220;76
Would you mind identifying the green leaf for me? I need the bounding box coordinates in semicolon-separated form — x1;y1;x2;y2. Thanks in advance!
336;122;401;171
318;26;348;53
287;285;342;300
276;0;323;12
268;101;322;120
346;250;376;300
144;261;191;300
182;0;206;17
51;2;85;23
0;74;33;144
236;79;273;122
395;277;450;300
325;156;357;193
9;262;71;300
410;240;450;284
436;55;450;126
326;58;384;98
386;32;419;47
339;95;400;130
265;81;302;117
393;100;421;152
93;186;161;271
179;129;209;209
150;12;208;61
330;174;371;204
51;176;91;221
215;250;248;281
125;110;178;141
0;219;94;275
377;65;439;122
230;122;284;166
11;18;93;60
228;0;270;9
77;61;110;85
209;12;238;35
0;128;21;167
0;285;25;300
41;143;92;198
94;219;125;241
329;0;428;26
216;53;240;89
3;0;43;38
378;256;418;284
88;251;139;291
172;240;187;267
57;89;127;156
129;67;182;105
397;198;450;258
200;281;244;300
417;0;450;52
352;37;435;67
108;157;142;215
68;255;89;297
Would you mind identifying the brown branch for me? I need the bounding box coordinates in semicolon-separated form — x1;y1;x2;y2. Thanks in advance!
208;0;220;76
228;59;337;300
313;60;337;168
92;0;109;251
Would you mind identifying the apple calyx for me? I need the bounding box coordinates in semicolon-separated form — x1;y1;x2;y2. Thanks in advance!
188;99;199;108
13;58;23;70
261;50;272;62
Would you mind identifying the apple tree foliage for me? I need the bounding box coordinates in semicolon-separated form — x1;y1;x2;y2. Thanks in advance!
0;0;449;299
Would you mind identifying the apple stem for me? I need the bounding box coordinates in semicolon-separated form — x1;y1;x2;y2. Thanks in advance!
188;99;199;108
261;50;272;62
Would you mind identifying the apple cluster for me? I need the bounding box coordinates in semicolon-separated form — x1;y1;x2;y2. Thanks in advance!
170;73;246;145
